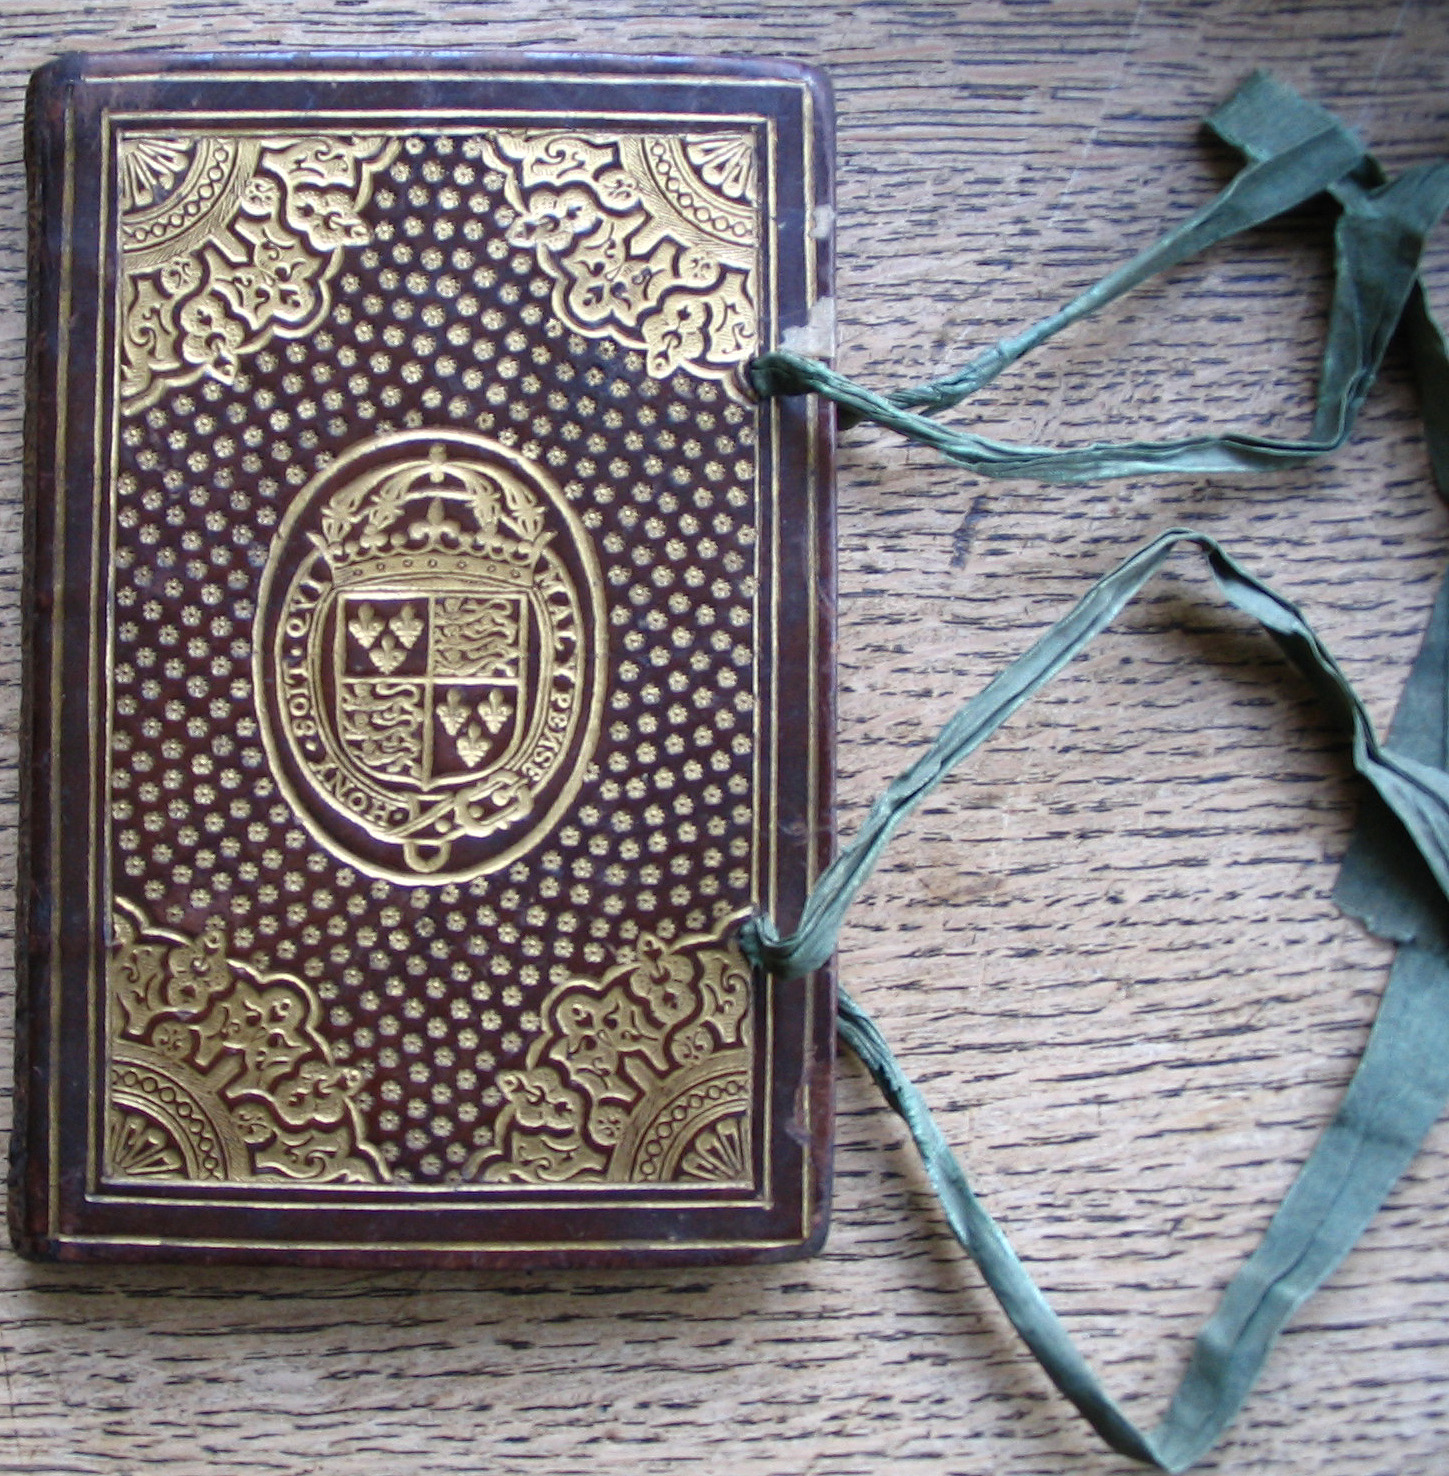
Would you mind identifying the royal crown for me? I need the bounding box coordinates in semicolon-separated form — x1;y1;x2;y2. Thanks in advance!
318;452;548;592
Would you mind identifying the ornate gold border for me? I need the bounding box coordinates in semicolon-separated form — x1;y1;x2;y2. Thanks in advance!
104;899;387;1186
116;133;399;413
40;78;825;1255
477;910;755;1186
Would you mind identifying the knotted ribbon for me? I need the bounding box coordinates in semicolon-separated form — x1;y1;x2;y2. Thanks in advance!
739;71;1449;1471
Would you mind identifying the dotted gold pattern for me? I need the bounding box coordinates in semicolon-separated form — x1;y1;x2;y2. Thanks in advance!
107;129;765;1185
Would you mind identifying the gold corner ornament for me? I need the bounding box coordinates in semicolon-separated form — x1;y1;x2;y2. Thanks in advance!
116;132;399;414
475;130;761;392
476;911;756;1185
256;430;606;882
116;124;762;416
105;899;386;1185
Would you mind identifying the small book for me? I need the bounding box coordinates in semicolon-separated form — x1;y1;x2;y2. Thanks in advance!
13;50;835;1266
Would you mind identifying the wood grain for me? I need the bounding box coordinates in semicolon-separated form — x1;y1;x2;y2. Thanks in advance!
1;2;1447;1472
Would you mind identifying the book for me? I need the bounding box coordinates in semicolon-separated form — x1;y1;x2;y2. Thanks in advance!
13;50;835;1267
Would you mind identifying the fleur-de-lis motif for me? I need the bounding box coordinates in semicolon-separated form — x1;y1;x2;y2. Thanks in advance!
457;722;492;768
476;690;511;735
440;691;511;763
408;497;463;547
347;602;384;650
367;634;406;674
359;603;424;674
436;688;469;738
389;604;424;649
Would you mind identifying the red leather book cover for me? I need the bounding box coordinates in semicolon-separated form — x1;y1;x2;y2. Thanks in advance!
13;49;835;1266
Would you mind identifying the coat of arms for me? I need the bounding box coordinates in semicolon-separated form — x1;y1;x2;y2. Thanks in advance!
257;431;605;880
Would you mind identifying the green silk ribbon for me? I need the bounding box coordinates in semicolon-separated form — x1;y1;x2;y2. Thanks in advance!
739;71;1449;1472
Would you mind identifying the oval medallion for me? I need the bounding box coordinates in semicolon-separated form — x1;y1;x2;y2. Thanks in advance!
256;430;605;882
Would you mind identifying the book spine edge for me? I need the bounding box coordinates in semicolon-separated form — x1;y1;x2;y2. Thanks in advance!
9;57;78;1263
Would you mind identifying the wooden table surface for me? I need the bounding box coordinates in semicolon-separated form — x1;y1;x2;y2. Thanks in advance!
1;2;1447;1473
